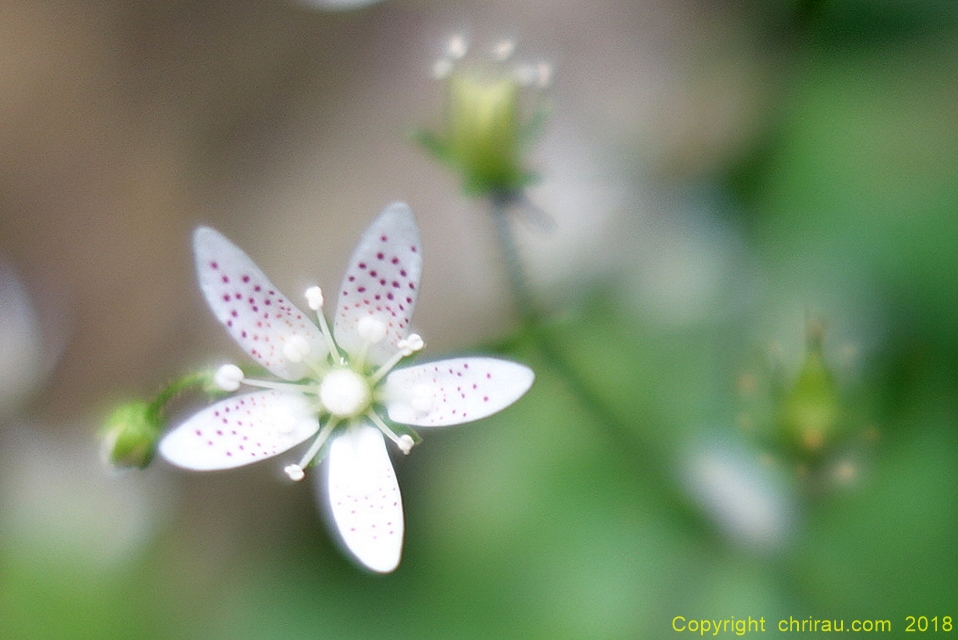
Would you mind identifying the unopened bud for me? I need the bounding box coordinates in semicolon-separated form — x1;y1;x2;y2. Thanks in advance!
778;326;842;454
100;401;161;469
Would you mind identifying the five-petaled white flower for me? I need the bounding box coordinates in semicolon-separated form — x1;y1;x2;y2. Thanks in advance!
159;203;534;572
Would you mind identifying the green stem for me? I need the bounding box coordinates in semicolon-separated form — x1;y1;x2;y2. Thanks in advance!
489;197;703;527
490;194;539;326
148;370;217;422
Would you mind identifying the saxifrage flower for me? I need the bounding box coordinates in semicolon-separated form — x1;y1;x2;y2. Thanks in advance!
159;202;534;572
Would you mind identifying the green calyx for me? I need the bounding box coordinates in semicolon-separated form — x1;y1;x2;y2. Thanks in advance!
101;369;224;470
417;71;542;199
101;401;161;469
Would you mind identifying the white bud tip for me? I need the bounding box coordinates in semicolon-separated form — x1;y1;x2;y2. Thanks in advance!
214;364;244;391
357;316;387;344
398;434;415;455
283;335;311;363
492;39;515;61
398;333;424;356
285;464;305;482
447;34;468;60
536;61;554;88
305;286;324;311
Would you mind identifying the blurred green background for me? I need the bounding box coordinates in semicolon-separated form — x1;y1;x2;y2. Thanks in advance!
2;0;957;637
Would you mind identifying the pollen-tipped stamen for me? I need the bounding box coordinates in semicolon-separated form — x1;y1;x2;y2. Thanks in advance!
369;333;424;385
305;286;344;364
368;411;416;455
213;364;245;391
286;418;340;481
231;376;311;394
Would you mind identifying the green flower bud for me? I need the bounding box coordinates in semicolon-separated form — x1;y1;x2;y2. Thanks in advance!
100;369;225;470
100;401;161;469
417;37;550;200
777;322;842;454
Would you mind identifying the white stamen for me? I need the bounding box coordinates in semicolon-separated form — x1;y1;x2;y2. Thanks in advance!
447;34;468;60
369;411;417;455
369;333;425;385
305;286;324;311
492;39;515;61
307;287;342;363
214;364;244;391
320;368;371;418
283;335;311;363
294;419;338;472
233;377;310;394
285;464;305;482
357;316;387;344
398;333;424;356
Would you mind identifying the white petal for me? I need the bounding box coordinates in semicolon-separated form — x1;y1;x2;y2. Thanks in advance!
193;227;326;380
159;391;319;471
384;357;534;427
323;425;403;573
334;203;422;366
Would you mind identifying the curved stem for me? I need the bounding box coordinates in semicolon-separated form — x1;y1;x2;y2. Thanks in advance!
148;370;217;422
488;196;702;527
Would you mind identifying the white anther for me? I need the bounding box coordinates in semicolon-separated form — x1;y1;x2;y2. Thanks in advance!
492;39;515;61
398;434;415;455
398;333;424;356
305;286;324;311
447;34;468;60
285;464;305;482
283;335;311;363
214;364;244;391
357;316;387;344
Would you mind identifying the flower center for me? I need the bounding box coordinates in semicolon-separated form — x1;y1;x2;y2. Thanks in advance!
319;368;371;418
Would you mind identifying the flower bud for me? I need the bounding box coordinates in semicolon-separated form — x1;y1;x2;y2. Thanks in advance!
777;324;842;454
417;38;548;199
100;401;161;469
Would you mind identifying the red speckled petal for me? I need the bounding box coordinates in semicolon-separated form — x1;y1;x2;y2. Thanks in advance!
383;357;534;427
334;203;421;366
323;425;404;573
194;227;326;381
158;390;319;471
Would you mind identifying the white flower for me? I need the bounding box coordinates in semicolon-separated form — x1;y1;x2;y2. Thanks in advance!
159;202;534;572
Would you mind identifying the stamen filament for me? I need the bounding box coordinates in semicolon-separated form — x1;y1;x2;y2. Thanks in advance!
318;312;344;365
369;334;424;385
305;287;344;364
297;417;340;469
369;354;403;386
239;377;313;394
368;411;415;455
